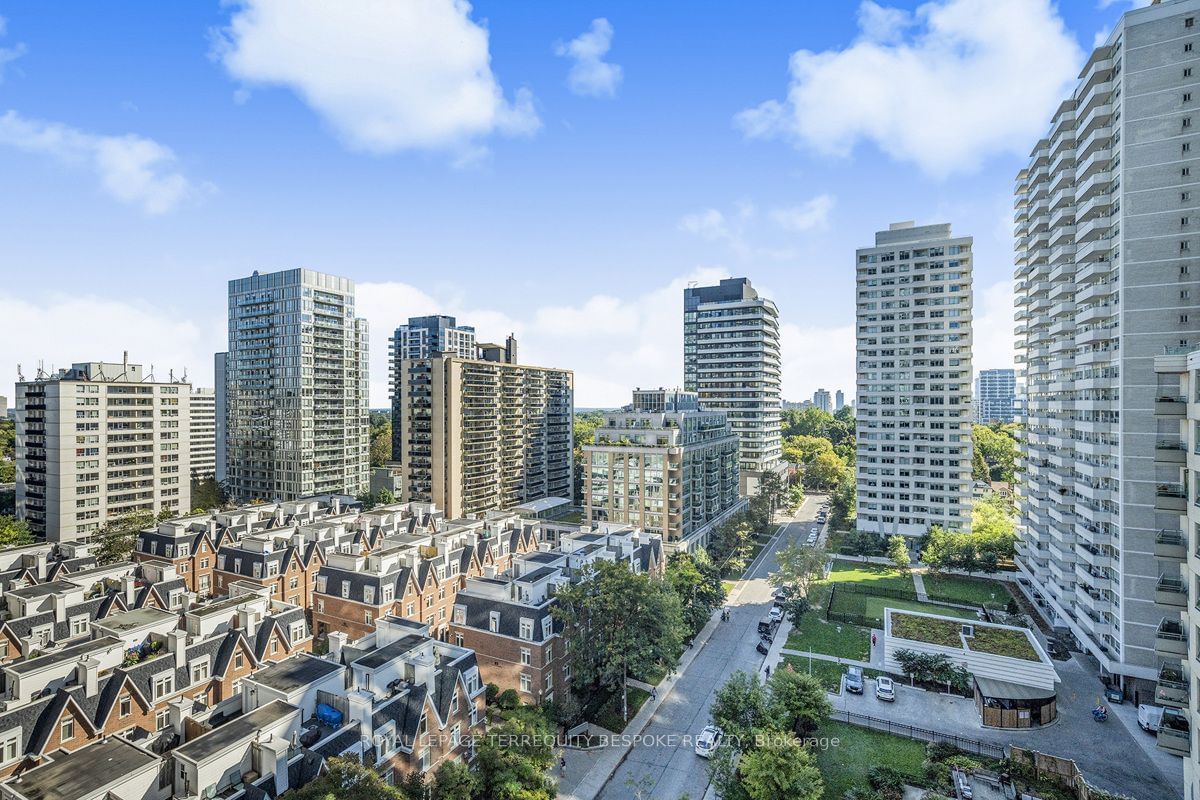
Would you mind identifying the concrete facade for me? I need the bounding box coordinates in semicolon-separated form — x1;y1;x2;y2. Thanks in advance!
188;389;216;480
1015;0;1200;686
16;359;191;542
224;269;369;503
975;368;1017;424
855;222;975;537
683;278;783;495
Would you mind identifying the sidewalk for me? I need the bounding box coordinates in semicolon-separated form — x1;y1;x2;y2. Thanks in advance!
557;512;797;800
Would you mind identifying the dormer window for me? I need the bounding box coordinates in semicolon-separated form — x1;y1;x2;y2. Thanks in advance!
364;586;375;604
519;618;533;641
489;611;500;633
341;580;351;598
317;576;327;593
453;606;465;625
382;585;394;603
252;562;262;578
234;558;242;573
542;617;553;640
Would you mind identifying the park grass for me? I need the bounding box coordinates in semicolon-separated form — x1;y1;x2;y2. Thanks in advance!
830;589;980;625
787;584;870;661
721;580;735;595
812;720;928;800
826;561;916;593
921;573;1014;607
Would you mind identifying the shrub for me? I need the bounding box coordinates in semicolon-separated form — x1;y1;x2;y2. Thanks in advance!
485;683;499;705
926;741;960;762
942;754;983;773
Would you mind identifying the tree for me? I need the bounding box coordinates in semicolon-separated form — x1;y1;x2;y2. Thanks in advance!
707;743;750;800
887;535;910;571
971;445;990;482
781;435;833;467
738;732;823;800
709;513;755;573
803;451;845;490
769;542;828;599
431;759;476;800
765;666;830;735
572;411;606;504
973;423;1019;483
475;713;556;800
843;531;877;560
95;511;155;565
828;467;856;530
779;595;811;624
710;670;768;742
190;476;225;511
785;483;806;514
553;559;685;722
666;550;726;634
782;407;832;439
0;517;33;548
369;420;392;467
291;756;409;800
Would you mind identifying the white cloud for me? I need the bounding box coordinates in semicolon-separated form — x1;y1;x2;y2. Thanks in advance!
734;0;1083;178
0;110;210;214
678;208;732;242
212;0;540;157
555;18;623;98
770;194;835;232
0;292;225;403
973;279;1016;376
0;16;26;82
780;322;857;405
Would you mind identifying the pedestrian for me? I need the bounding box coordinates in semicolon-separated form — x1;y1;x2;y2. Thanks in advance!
651;686;658;700
871;632;877;646
559;755;566;777
765;665;771;678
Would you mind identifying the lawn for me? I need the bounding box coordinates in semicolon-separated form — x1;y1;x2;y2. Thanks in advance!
780;656;881;693
826;561;916;593
830;590;980;625
585;686;650;733
786;584;871;660
922;574;1014;607
721;580;735;595
890;612;964;647
812;720;928;800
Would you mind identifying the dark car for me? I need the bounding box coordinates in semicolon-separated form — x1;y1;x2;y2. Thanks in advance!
756;641;770;655
845;666;864;694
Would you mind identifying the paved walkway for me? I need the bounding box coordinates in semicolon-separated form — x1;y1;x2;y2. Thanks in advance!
910;570;928;601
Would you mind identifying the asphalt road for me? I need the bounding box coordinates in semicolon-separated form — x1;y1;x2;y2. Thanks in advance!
596;496;825;800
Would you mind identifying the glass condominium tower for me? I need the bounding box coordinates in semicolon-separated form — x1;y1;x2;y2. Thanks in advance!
225;268;370;501
683;278;782;495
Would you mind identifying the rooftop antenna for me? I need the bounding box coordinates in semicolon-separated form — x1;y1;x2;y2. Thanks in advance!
16;364;22;383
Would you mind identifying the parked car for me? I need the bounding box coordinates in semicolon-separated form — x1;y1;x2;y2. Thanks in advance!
845;666;864;694
758;617;775;635
875;676;895;702
807;534;818;545
773;586;794;601
695;725;723;758
1138;704;1165;733
768;606;784;623
755;640;770;655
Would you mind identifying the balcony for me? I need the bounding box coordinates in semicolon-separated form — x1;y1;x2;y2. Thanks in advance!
1156;484;1188;512
1156;575;1188;607
1156;530;1187;560
1157;708;1191;756
1156;439;1188;464
1156;664;1189;709
1156;619;1188;658
1155;395;1187;417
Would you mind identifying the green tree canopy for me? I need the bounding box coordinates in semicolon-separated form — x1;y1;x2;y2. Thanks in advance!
0;516;33;548
765;666;830;734
95;511;155;565
972;423;1019;483
710;670;767;742
666;549;727;634
738;731;823;800
887;535;911;571
475;712;557;800
769;542;828;599
291;756;412;800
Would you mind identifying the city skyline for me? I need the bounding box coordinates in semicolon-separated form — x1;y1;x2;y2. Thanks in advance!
0;0;1143;409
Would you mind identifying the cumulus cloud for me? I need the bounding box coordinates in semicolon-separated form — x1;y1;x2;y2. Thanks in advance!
973;279;1016;376
734;0;1083;177
0;16;26;82
770;194;835;232
678;208;733;242
555;18;623;98
0;110;211;214
212;0;540;157
0;291;225;402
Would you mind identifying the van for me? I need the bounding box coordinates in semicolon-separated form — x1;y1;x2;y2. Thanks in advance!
1138;704;1165;733
758;618;774;635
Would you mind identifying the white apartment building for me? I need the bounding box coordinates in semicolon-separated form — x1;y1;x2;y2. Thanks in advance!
1014;0;1200;689
390;315;477;361
813;389;832;414
835;390;846;411
225;269;370;502
189;388;216;480
855;222;974;538
683;278;783;495
975;368;1017;424
15;358;191;542
1151;348;1200;785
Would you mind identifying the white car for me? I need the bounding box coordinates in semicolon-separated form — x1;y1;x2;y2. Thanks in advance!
875;676;896;702
695;725;723;758
768;606;784;623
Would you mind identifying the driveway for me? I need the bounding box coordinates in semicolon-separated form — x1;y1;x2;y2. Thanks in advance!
592;497;826;800
834;653;1182;800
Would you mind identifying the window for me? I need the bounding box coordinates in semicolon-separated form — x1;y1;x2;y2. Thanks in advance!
271;639;279;655
453;606;465;625
70;617;88;637
488;611;500;633
1188;42;1194;52
1188;93;1194;103
155;709;169;731
519;618;533;641
119;695;132;718
341;581;350;598
451;690;459;714
234;651;244;670
1188;16;1195;27
291;622;305;643
1185;168;1192;177
0;732;17;765
544;673;553;691
153;673;174;700
520;647;531;666
60;718;75;742
454;633;464;647
191;658;210;684
1186;117;1194;129
520;673;531;692
364;585;375;604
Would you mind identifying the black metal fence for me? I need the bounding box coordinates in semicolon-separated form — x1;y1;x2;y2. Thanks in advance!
829;709;1007;760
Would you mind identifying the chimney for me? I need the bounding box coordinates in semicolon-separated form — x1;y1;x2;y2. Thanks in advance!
237;606;258;638
327;630;347;664
207;518;217;537
122;575;138;606
346;688;373;734
168;696;189;738
167;629;187;669
76;657;99;698
257;736;290;796
51;593;67;624
332;497;342;515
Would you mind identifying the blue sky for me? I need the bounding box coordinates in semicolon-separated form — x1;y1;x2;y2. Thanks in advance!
0;0;1144;407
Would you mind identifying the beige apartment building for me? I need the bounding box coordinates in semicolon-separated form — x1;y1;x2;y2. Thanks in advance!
189;388;216;480
16;359;191;542
583;388;742;550
393;348;572;519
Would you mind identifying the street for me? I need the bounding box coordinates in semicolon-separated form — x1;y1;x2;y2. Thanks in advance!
594;496;824;800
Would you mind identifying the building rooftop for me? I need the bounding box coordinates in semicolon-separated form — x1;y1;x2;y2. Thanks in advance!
7;636;122;676
352;634;426;670
248;655;342;694
2;737;158;800
510;497;570;514
174;700;298;763
93;607;176;632
7;581;79;600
